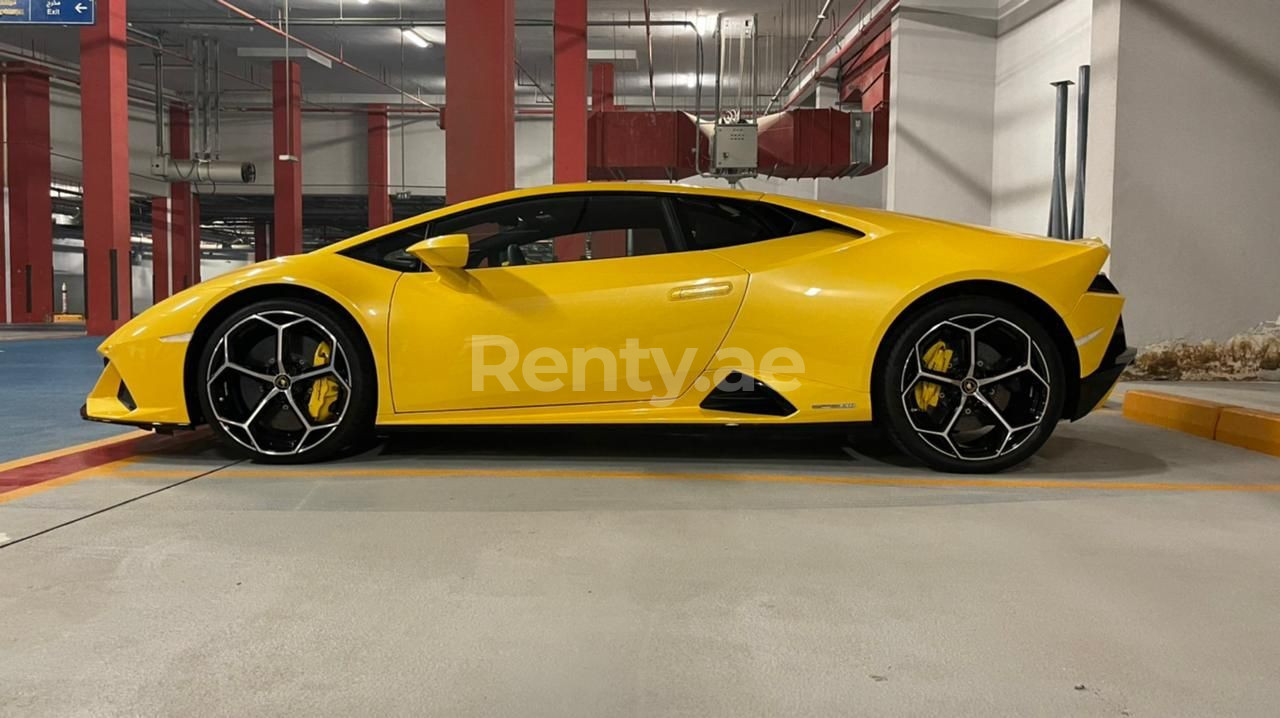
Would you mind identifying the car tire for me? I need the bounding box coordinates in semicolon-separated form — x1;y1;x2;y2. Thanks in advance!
875;296;1066;473
196;298;375;463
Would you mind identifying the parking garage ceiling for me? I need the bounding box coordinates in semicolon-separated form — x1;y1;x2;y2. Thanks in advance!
3;0;828;105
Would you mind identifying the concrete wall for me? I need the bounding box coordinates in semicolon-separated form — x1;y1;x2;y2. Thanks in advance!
1102;0;1280;343
991;0;1093;235
886;1;998;225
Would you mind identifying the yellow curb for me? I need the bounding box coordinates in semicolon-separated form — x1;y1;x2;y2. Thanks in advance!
1216;407;1280;458
1122;390;1226;440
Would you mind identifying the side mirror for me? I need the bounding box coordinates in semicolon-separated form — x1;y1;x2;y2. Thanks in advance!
407;234;470;271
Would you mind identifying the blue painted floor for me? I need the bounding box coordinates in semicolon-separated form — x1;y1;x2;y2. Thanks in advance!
0;337;132;462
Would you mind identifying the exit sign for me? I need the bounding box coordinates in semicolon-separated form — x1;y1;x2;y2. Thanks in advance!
0;0;96;24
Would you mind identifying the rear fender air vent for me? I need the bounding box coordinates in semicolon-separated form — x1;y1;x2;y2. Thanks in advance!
699;371;797;417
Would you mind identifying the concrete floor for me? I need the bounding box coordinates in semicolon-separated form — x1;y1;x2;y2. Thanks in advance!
0;336;131;460
2;404;1279;716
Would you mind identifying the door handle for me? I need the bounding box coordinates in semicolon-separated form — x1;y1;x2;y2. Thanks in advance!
670;281;733;301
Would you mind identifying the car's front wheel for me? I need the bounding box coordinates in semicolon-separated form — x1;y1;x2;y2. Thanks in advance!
197;299;375;463
876;296;1066;473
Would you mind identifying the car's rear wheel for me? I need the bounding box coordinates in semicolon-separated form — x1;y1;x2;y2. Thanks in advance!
876;296;1065;473
196;299;375;463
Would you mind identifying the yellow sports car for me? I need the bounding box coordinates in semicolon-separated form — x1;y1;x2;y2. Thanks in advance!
83;182;1132;473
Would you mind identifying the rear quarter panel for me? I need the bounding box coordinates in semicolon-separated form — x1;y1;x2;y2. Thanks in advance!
710;208;1112;421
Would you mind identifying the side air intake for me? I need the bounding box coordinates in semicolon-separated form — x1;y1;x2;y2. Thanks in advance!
699;372;797;417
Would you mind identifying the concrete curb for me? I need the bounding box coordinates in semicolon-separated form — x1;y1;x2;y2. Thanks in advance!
1122;390;1280;457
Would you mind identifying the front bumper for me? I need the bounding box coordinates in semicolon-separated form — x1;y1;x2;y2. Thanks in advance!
80;402;194;432
82;340;194;429
1066;318;1136;421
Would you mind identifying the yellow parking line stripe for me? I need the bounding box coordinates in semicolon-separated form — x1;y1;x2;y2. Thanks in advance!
102;465;1280;493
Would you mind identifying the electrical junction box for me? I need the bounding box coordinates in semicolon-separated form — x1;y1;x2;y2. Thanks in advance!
712;123;758;176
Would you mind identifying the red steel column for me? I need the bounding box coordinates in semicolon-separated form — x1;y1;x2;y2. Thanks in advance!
367;104;392;228
445;0;514;204
2;63;54;323
150;197;168;304
191;197;201;283
272;60;303;255
164;105;193;296
80;0;131;335
553;0;587;184
591;64;615;112
253;219;271;262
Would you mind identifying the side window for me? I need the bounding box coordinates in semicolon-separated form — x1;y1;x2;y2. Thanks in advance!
340;223;428;272
430;193;676;269
672;196;855;250
673;197;778;250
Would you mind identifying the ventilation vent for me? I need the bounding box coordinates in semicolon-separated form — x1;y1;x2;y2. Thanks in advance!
117;379;137;412
699;372;797;417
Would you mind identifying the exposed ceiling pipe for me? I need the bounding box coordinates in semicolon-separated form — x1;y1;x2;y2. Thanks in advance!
765;0;836;114
127;17;703;118
152;45;165;157
641;0;657;111
127;29;347;114
780;0;898;112
514;60;553;104
221;105;555;116
212;0;439;110
0;46;184;109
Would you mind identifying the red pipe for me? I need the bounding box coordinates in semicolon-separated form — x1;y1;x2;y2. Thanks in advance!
214;0;440;111
782;0;898;111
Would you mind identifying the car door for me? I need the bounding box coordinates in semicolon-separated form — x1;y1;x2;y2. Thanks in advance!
386;193;749;413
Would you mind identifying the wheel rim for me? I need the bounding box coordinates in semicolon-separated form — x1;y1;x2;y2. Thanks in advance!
899;313;1051;462
206;310;353;456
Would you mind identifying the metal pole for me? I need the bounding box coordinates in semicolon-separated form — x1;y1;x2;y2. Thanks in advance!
190;37;203;158
1070;65;1090;240
213;38;223;159
153;48;165;157
714;15;725;120
750;16;758;119
1048;80;1073;239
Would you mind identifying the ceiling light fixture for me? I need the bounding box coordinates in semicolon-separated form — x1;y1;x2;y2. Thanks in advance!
402;28;431;48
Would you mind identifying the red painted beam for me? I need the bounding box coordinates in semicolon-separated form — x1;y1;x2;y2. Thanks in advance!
367;104;392;228
553;0;587;184
272;60;303;255
2;63;53;323
445;0;514;204
168;105;194;292
80;0;131;335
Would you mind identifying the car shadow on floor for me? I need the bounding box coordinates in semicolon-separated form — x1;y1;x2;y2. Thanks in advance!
340;422;1168;479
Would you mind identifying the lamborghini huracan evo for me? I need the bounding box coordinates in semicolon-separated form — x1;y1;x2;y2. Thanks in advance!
83;182;1133;473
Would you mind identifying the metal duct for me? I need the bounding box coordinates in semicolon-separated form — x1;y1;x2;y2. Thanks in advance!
153;158;257;184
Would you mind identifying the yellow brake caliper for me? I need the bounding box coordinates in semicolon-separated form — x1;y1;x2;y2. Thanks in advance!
306;342;341;423
914;340;954;411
